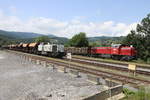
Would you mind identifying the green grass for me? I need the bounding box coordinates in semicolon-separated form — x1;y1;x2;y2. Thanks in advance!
122;87;150;100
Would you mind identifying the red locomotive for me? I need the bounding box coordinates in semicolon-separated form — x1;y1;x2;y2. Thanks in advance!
65;44;137;61
90;44;136;60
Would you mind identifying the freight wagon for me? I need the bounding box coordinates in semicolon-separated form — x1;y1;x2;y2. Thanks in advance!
7;42;65;58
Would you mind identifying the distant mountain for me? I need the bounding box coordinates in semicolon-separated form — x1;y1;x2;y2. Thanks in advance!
0;30;46;39
0;29;124;46
0;29;68;45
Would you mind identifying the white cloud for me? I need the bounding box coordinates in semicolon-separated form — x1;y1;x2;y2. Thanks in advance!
0;10;137;38
9;6;17;14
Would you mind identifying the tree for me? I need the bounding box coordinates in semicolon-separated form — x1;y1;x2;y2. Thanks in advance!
123;30;145;58
89;42;99;47
68;32;89;47
123;13;150;62
35;36;51;43
137;14;150;61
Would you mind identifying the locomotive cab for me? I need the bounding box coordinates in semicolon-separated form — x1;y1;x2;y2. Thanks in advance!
38;42;65;58
111;44;137;61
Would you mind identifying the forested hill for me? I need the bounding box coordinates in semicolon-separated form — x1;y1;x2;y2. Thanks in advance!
0;30;45;39
0;29;68;45
0;29;124;46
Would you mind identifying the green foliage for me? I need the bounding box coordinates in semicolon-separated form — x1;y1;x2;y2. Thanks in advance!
123;88;135;97
0;34;13;46
123;13;150;62
122;87;150;100
89;41;102;47
35;36;51;43
89;36;123;47
67;32;89;47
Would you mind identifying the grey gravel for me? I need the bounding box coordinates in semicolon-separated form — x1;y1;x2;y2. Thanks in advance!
0;51;108;100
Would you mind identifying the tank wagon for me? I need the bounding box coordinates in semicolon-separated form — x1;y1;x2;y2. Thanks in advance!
65;44;137;61
7;42;65;58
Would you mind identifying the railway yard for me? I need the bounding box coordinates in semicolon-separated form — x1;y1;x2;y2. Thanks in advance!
0;50;150;100
0;1;150;100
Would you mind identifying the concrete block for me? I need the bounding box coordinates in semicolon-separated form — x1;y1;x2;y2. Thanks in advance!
110;85;123;96
29;58;32;62
84;89;109;100
36;60;40;65
84;85;123;100
31;59;36;63
42;61;47;67
46;63;51;67
57;66;67;73
25;57;28;61
69;69;80;77
46;63;54;68
105;79;119;87
24;56;27;60
52;64;56;70
87;74;100;85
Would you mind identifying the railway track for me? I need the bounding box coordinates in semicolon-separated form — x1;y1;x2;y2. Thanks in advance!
70;56;150;76
9;50;150;87
72;56;150;69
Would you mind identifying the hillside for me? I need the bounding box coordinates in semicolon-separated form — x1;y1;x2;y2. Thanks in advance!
0;30;68;45
0;29;124;46
0;30;45;39
0;34;13;46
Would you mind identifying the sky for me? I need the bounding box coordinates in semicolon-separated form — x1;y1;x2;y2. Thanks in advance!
0;0;149;38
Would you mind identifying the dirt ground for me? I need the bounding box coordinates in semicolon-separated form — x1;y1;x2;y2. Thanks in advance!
0;50;107;100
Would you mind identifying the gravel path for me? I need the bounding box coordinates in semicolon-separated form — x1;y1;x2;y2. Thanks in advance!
0;51;107;100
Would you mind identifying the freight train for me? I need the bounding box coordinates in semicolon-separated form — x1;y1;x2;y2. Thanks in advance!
4;43;136;61
7;42;65;58
64;44;137;61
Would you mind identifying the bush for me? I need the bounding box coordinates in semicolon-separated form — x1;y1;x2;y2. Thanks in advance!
122;87;150;100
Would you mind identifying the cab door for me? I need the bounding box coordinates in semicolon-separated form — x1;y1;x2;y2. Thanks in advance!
52;45;57;52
